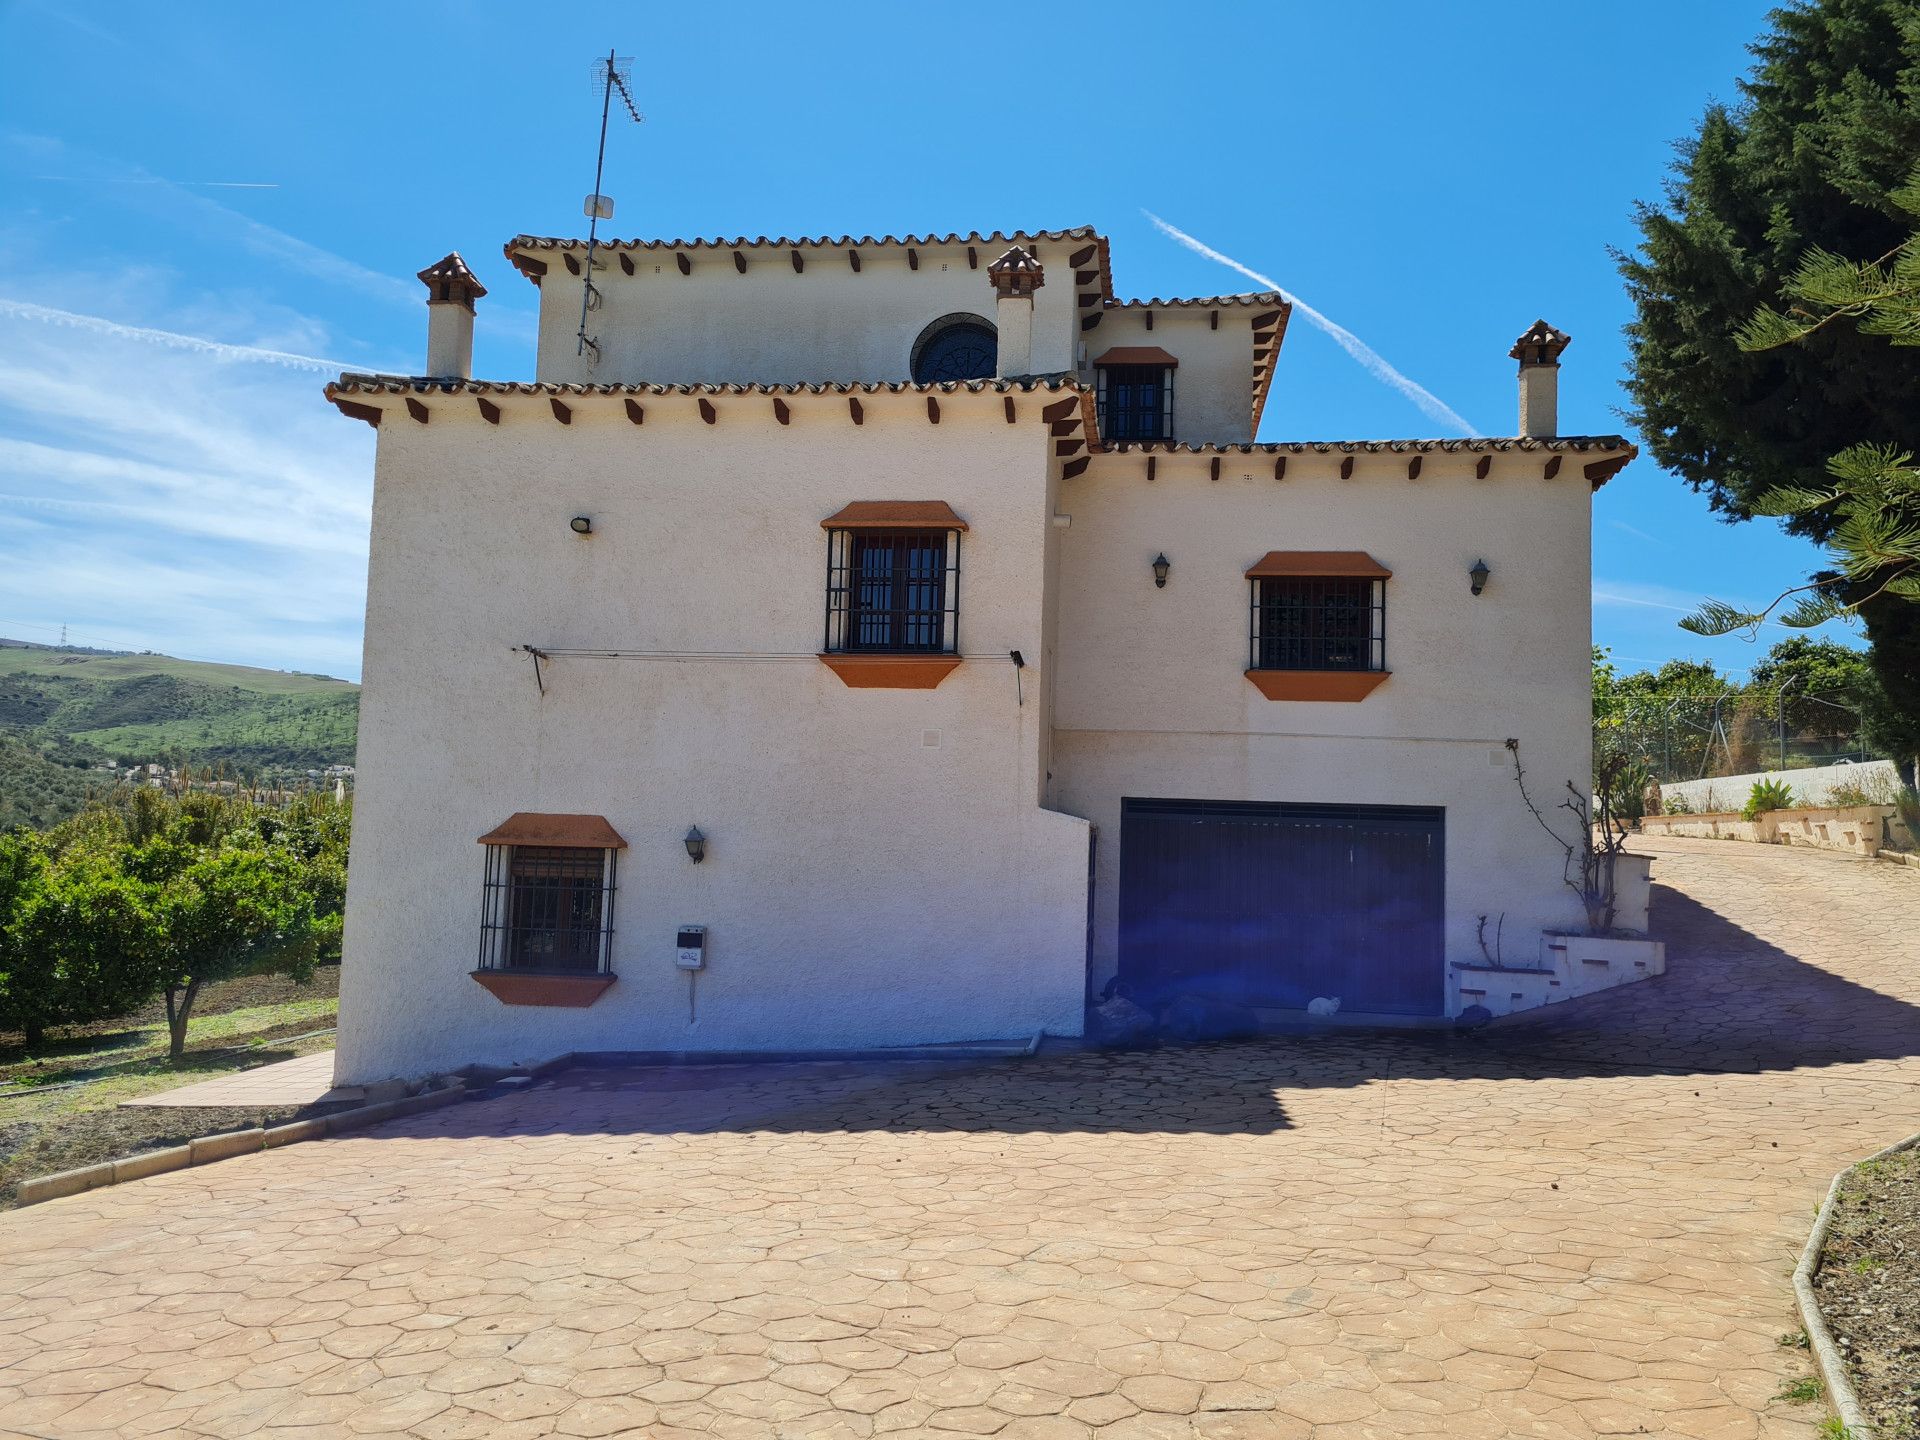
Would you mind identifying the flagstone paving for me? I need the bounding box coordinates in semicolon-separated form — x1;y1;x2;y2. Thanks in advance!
3;835;1918;1439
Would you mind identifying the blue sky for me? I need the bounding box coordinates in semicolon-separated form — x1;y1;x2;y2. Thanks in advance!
0;0;1838;682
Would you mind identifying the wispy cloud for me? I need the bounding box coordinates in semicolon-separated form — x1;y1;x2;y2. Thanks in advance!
1142;211;1478;436
0;298;351;371
1608;519;1667;547
1592;581;1696;613
0;295;373;678
4;132;414;308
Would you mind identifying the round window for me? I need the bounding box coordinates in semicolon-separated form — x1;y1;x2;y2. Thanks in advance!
911;316;997;383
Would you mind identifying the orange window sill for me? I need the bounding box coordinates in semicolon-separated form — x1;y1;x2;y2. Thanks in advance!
819;654;962;689
1244;669;1391;702
470;970;617;1007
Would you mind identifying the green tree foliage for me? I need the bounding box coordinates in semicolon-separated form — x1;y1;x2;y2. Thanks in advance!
0;835;167;1048
1682;174;1920;636
0;788;349;1056
154;846;318;1060
1617;0;1920;766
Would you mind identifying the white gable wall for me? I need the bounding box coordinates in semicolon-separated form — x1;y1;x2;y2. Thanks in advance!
334;392;1091;1083
1050;451;1595;999
1088;307;1264;446
531;239;1084;387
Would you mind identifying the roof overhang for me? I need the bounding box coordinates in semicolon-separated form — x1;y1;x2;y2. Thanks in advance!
503;227;1113;300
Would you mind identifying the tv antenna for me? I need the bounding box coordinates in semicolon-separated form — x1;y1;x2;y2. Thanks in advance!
577;51;644;359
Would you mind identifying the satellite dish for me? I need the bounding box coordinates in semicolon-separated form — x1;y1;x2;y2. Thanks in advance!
584;193;614;220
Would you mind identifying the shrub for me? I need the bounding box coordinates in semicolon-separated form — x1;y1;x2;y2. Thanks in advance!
1744;778;1797;820
1661;792;1694;815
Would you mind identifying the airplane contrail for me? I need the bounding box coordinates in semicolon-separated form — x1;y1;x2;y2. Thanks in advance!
0;298;349;372
1142;211;1479;436
34;176;281;188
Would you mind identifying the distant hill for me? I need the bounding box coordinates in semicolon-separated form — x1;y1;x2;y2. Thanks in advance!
0;641;359;827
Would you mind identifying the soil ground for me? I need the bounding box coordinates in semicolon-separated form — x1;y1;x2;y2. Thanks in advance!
1815;1145;1920;1438
0;964;341;1201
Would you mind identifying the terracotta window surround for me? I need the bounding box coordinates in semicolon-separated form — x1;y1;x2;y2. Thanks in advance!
1092;345;1179;369
1244;551;1391;580
819;501;968;532
1245;553;1390;702
818;654;963;689
474;815;624;1006
469;970;617;1007
821;505;965;689
1244;669;1391;702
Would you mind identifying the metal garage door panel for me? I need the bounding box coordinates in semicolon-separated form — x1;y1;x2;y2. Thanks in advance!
1117;799;1445;1016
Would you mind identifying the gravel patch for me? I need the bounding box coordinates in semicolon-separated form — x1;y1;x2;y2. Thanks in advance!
1816;1145;1920;1437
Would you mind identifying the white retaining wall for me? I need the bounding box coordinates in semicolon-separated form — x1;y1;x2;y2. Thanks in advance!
1660;759;1901;815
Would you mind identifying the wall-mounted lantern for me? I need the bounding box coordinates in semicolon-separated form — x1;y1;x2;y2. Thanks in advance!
570;515;593;535
1469;559;1491;596
683;826;707;864
1151;553;1171;588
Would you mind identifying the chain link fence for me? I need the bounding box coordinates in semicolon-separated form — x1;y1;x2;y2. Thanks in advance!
1610;690;1871;785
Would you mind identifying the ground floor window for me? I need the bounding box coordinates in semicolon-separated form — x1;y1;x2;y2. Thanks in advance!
476;816;623;974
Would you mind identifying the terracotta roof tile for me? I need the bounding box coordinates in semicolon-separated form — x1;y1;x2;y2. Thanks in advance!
508;226;1100;255
1106;293;1287;309
1099;436;1636;489
327;373;1084;400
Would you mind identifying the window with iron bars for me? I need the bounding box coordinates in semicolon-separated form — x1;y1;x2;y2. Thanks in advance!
824;528;961;654
1250;576;1386;673
1096;364;1174;443
477;845;617;974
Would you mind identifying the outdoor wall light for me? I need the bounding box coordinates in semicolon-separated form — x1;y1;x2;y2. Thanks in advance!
1152;553;1171;588
570;515;593;535
1469;559;1491;596
683;826;707;864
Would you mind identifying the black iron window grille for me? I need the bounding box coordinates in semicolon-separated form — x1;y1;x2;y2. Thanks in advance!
1251;576;1386;673
477;845;617;974
824;528;961;654
1096;364;1174;443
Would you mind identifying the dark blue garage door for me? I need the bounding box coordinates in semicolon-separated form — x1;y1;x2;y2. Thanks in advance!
1117;799;1445;1016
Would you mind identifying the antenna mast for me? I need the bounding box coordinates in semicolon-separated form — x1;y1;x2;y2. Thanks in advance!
577;51;644;359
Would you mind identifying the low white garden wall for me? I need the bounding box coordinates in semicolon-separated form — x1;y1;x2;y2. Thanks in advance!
1659;759;1900;815
1449;853;1663;1020
1641;804;1895;858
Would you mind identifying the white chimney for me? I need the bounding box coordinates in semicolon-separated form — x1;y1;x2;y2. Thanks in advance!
1510;320;1569;438
417;252;487;379
987;246;1044;379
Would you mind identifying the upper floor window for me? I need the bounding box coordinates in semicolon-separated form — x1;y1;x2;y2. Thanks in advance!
1094;347;1178;442
912;315;997;383
822;503;966;655
1246;553;1389;674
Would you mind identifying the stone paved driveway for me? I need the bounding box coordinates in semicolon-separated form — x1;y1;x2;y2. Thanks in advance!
3;836;1918;1440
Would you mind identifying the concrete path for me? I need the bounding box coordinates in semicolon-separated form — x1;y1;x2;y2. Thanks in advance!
3;836;1918;1439
121;1051;339;1109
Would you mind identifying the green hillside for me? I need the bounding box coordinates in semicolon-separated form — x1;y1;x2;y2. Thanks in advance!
0;641;359;827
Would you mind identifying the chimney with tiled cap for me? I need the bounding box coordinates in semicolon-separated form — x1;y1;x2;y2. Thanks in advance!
418;253;487;379
1510;319;1569;438
988;246;1044;378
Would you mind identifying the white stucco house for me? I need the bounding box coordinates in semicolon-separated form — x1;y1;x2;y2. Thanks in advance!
325;226;1638;1083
